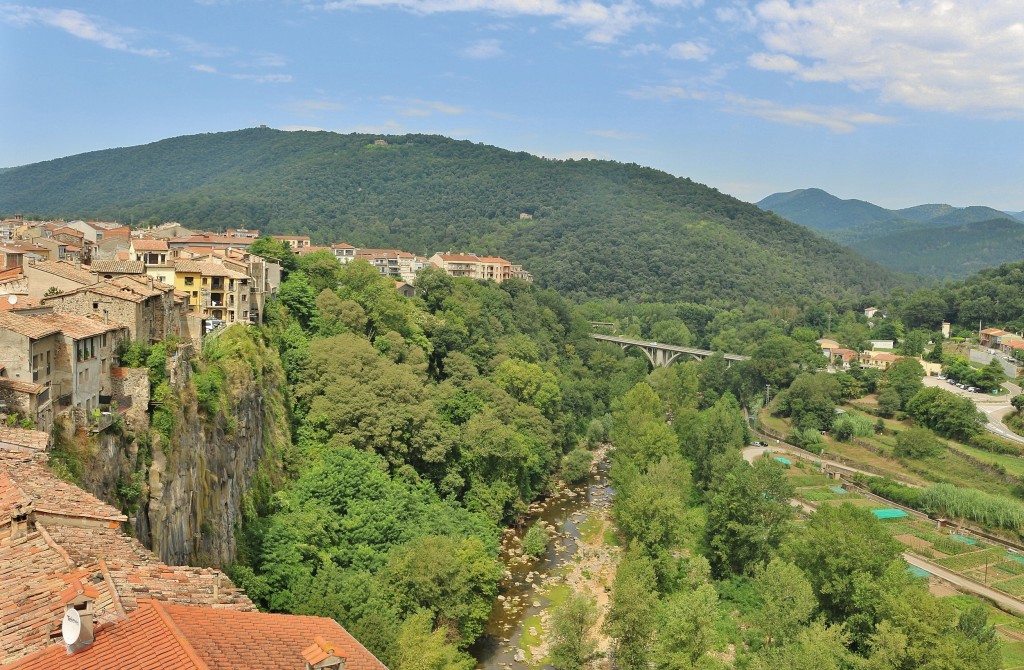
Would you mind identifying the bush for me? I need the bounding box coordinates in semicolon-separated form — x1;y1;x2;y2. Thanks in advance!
523;522;549;558
831;413;874;441
894;427;943;459
969;433;1023;456
788;427;823;453
562;448;593;484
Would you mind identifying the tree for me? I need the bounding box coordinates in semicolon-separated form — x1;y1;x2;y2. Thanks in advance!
654;583;719;669
896;329;930;357
704;454;794;577
905;387;986;440
747;621;852;670
976;359;1006;393
923;338;944;364
549;591;599;670
249;236;297;273
883;358;924;410
876;387;901;418
562;448;593;484
691;393;746;489
753;559;817;646
785;504;905;644
894;426;942;459
613;455;691;563
604;556;657;670
780;373;841;432
393;610;476;670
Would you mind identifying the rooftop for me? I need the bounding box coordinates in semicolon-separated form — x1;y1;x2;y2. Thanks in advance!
0;452;126;524
130;239;169;252
29;313;124;341
89;260;145;275
25;260;96;286
0;312;60;340
0;427;50;453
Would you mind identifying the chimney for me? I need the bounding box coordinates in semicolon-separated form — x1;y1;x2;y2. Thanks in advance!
147;277;153;289
74;258;82;269
302;637;346;670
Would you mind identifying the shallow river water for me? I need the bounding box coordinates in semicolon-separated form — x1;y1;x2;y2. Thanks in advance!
472;462;614;669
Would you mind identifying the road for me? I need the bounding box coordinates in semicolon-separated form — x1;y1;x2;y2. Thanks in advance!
740;444;886;480
921;376;1024;445
902;553;1024;616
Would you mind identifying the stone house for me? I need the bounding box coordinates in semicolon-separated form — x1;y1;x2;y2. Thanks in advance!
0;312;59;431
29;313;127;416
41;276;186;344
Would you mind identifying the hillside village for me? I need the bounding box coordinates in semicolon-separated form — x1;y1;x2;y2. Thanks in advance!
0;215;533;668
0;216;531;433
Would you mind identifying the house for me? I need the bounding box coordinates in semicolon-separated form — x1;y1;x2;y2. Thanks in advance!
395;281;416;298
816;338;840;357
830;348;858;369
0;312;59;431
23;259;97;299
89;259;146;279
859;351;901;370
225;228;261;239
173;260;252;325
864;306;880;318
869;339;895;351
0;451;387;670
41;276;186;344
0;245;26;272
271;235;312;251
331;243;357;264
28;313;127;417
166;232;253;251
429;252;532;283
128;238;169;265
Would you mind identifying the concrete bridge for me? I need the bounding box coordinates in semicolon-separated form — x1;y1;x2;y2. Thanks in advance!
591;334;750;368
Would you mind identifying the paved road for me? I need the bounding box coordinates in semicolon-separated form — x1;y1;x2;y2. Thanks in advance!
741;445;883;480
922;376;1024;445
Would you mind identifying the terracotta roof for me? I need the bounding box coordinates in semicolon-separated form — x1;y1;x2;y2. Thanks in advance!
25;260;95;286
28;313;124;341
1005;341;1024;350
0;268;25;282
0;312;60;340
294;245;329;256
0;467;32;527
173;261;249;280
331;243;355;250
51;227;84;240
863;352;899;362
4;600;204;670
130;239;169;252
271;235;311;241
170;234;251;247
0;427;50;453
163;603;387;670
477;256;510;264
0;453;126;523
89;260;145;275
981;328;1010;336
434;252;480;263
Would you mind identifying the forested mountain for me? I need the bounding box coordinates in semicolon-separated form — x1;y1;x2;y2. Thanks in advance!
758;188;1024;279
0;128;898;304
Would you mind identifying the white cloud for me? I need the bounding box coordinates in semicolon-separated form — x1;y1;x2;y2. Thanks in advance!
1;5;167;56
750;0;1024;116
320;0;651;43
461;38;503;58
231;73;294;83
667;40;710;60
621;42;661;56
722;94;896;133
191;64;218;73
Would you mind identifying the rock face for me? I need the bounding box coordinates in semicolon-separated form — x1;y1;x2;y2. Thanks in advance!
142;336;290;567
64;330;291;569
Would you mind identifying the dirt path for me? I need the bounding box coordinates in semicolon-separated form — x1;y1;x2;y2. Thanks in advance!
902;553;1024;617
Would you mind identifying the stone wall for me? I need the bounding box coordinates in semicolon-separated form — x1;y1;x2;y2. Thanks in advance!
110;367;150;432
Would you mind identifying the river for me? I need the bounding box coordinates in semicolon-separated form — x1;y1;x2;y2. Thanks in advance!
472;458;616;669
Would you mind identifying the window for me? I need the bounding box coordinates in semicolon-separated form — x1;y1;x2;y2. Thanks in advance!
101;334;107;348
92;302;99;310
184;276;194;286
202;277;208;286
46;350;50;376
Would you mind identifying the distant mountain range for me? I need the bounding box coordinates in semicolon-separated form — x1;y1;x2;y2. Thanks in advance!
757;188;1024;279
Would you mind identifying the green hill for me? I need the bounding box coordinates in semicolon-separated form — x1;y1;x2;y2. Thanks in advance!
0;128;899;304
758;188;1024;279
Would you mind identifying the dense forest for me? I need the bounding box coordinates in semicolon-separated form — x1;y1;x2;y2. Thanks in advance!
0;128;900;304
195;245;1008;669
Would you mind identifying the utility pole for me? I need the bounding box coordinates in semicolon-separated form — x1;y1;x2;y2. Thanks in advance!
765;384;771;406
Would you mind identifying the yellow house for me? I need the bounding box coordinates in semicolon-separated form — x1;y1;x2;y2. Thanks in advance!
173;261;203;313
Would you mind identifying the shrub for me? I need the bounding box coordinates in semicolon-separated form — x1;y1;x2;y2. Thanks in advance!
894;427;943;459
523;522;549;558
969;433;1023;456
563;448;593;484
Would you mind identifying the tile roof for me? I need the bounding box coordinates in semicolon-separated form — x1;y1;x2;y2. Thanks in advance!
477;256;510;264
173;261;249;280
28;314;124;341
0;453;126;524
25;260;95;286
4;600;204;670
330;243;355;250
88;260;145;275
0;268;23;282
0;427;49;453
981;328;1010;336
51;228;84;240
434;252;480;263
0;312;60;340
171;234;252;247
163;603;387;670
130;239;169;252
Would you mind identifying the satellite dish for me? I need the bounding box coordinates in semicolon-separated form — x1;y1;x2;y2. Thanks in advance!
6;295;15;305
62;608;82;645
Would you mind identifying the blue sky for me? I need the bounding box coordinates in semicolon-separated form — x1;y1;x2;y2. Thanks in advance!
2;1;1022;210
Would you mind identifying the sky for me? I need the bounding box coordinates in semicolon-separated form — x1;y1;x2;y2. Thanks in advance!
1;1;1023;210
